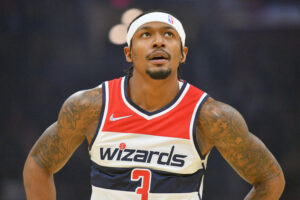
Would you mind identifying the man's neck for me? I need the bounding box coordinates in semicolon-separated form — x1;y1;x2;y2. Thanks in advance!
128;74;180;112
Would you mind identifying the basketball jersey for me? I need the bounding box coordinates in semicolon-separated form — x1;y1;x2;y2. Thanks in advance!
89;76;210;200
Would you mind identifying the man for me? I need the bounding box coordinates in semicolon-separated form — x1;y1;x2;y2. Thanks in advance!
23;11;285;200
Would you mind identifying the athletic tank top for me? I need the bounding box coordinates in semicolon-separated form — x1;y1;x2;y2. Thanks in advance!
89;76;210;200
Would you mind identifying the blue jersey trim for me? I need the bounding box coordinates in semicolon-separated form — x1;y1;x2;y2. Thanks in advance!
123;75;188;116
89;82;106;150
192;94;210;160
90;161;205;193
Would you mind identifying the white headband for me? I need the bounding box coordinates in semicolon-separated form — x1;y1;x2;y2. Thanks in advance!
126;12;186;47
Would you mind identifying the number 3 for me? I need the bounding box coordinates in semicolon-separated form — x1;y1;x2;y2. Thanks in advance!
131;169;152;200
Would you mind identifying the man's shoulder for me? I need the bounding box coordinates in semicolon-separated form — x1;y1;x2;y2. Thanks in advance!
60;86;103;117
199;97;233;119
198;97;245;137
64;76;124;113
57;86;103;141
198;97;247;140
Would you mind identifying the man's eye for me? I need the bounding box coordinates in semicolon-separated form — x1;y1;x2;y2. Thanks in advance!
141;32;151;37
165;32;174;37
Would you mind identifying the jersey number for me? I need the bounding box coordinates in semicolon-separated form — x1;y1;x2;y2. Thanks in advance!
131;169;151;200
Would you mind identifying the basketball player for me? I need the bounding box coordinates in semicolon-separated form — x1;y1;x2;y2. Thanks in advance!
23;11;285;200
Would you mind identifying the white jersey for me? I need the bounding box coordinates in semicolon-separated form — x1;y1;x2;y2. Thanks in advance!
89;76;210;200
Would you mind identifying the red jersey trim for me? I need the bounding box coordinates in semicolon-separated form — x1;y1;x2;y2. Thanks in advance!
100;76;207;140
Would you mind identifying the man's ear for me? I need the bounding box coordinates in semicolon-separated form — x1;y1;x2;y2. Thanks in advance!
180;46;188;63
124;47;133;62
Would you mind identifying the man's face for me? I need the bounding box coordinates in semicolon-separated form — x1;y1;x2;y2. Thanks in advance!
124;22;188;80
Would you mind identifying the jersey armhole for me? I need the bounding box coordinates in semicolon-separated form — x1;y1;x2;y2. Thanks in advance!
89;82;107;150
191;93;210;161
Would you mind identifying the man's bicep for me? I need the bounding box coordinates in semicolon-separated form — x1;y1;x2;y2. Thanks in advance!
210;106;282;185
199;99;282;185
30;122;83;173
29;88;101;173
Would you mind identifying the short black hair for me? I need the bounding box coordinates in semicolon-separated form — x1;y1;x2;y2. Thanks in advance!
124;10;185;79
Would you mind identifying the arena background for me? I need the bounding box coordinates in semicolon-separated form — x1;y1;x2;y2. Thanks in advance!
1;0;299;199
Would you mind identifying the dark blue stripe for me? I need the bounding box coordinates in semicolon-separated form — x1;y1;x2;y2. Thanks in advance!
90;161;205;193
192;94;210;160
89;82;106;150
123;75;188;116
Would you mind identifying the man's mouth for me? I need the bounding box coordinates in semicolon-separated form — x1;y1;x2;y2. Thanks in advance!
147;50;170;65
150;56;167;60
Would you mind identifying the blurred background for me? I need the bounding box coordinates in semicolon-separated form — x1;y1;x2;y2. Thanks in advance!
1;0;299;199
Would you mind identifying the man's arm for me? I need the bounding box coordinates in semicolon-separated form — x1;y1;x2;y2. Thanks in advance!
23;88;102;200
198;98;285;200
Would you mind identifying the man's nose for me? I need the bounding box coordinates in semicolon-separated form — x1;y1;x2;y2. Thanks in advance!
152;33;165;48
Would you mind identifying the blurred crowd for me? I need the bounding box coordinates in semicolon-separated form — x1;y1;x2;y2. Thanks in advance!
1;0;299;199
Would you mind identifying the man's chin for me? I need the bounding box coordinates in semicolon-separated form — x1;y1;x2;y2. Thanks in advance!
146;68;172;80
